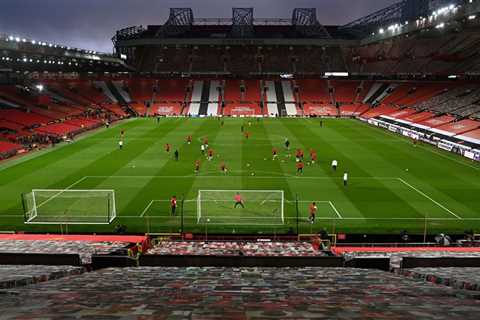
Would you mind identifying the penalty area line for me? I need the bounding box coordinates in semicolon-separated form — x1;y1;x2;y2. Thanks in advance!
329;201;343;219
397;178;462;220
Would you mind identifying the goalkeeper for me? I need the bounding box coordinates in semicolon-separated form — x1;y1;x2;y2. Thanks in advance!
234;192;245;209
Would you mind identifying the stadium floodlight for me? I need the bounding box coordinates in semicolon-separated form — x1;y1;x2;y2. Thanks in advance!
8;36;14;41
325;72;349;77
22;189;116;225
468;15;476;20
436;23;445;29
379;28;385;34
35;84;44;92
15;37;20;42
448;75;458;79
387;24;400;32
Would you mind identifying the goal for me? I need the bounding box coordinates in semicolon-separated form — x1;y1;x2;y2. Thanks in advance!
22;189;116;224
197;190;284;225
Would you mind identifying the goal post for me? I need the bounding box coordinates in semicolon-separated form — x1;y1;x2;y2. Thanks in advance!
197;190;284;225
22;189;116;225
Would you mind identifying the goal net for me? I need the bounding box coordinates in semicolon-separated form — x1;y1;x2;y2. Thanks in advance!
22;189;116;224
197;190;284;225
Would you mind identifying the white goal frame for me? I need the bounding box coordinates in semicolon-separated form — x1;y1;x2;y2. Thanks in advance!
24;189;117;225
197;189;284;224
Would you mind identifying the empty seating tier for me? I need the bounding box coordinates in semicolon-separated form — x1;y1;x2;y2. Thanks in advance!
0;267;479;318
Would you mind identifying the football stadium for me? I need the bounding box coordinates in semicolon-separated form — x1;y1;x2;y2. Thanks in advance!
1;0;480;318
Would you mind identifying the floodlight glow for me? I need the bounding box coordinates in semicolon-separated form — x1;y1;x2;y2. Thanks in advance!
436;23;445;29
325;72;349;77
468;15;476;20
379;28;385;34
35;84;44;92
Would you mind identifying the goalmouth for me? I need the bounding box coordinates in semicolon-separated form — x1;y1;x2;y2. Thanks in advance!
197;190;284;225
22;189;116;225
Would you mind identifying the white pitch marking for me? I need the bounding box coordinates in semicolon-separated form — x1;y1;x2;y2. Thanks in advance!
85;175;399;180
140;200;172;217
397;178;462;220
329;201;343;219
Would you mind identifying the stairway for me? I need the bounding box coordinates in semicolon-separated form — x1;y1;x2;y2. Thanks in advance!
107;81;137;117
198;81;211;116
264;81;279;116
187;81;203;116
281;81;298;116
274;81;287;117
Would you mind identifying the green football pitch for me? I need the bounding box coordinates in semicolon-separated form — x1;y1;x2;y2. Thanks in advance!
0;117;478;235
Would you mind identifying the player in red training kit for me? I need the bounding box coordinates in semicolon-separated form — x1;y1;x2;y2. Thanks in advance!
194;160;201;174
186;135;192;145
165;143;171;153
234;192;245;208
272;147;278;160
296;161;304;175
309;202;318;224
311;151;318;164
295;149;304;162
220;162;228;175
207;148;214;161
170;195;177;216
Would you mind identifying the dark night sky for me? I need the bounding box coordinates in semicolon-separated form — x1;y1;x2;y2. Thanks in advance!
0;0;398;53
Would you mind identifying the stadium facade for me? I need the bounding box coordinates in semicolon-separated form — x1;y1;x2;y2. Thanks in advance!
112;0;480;77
